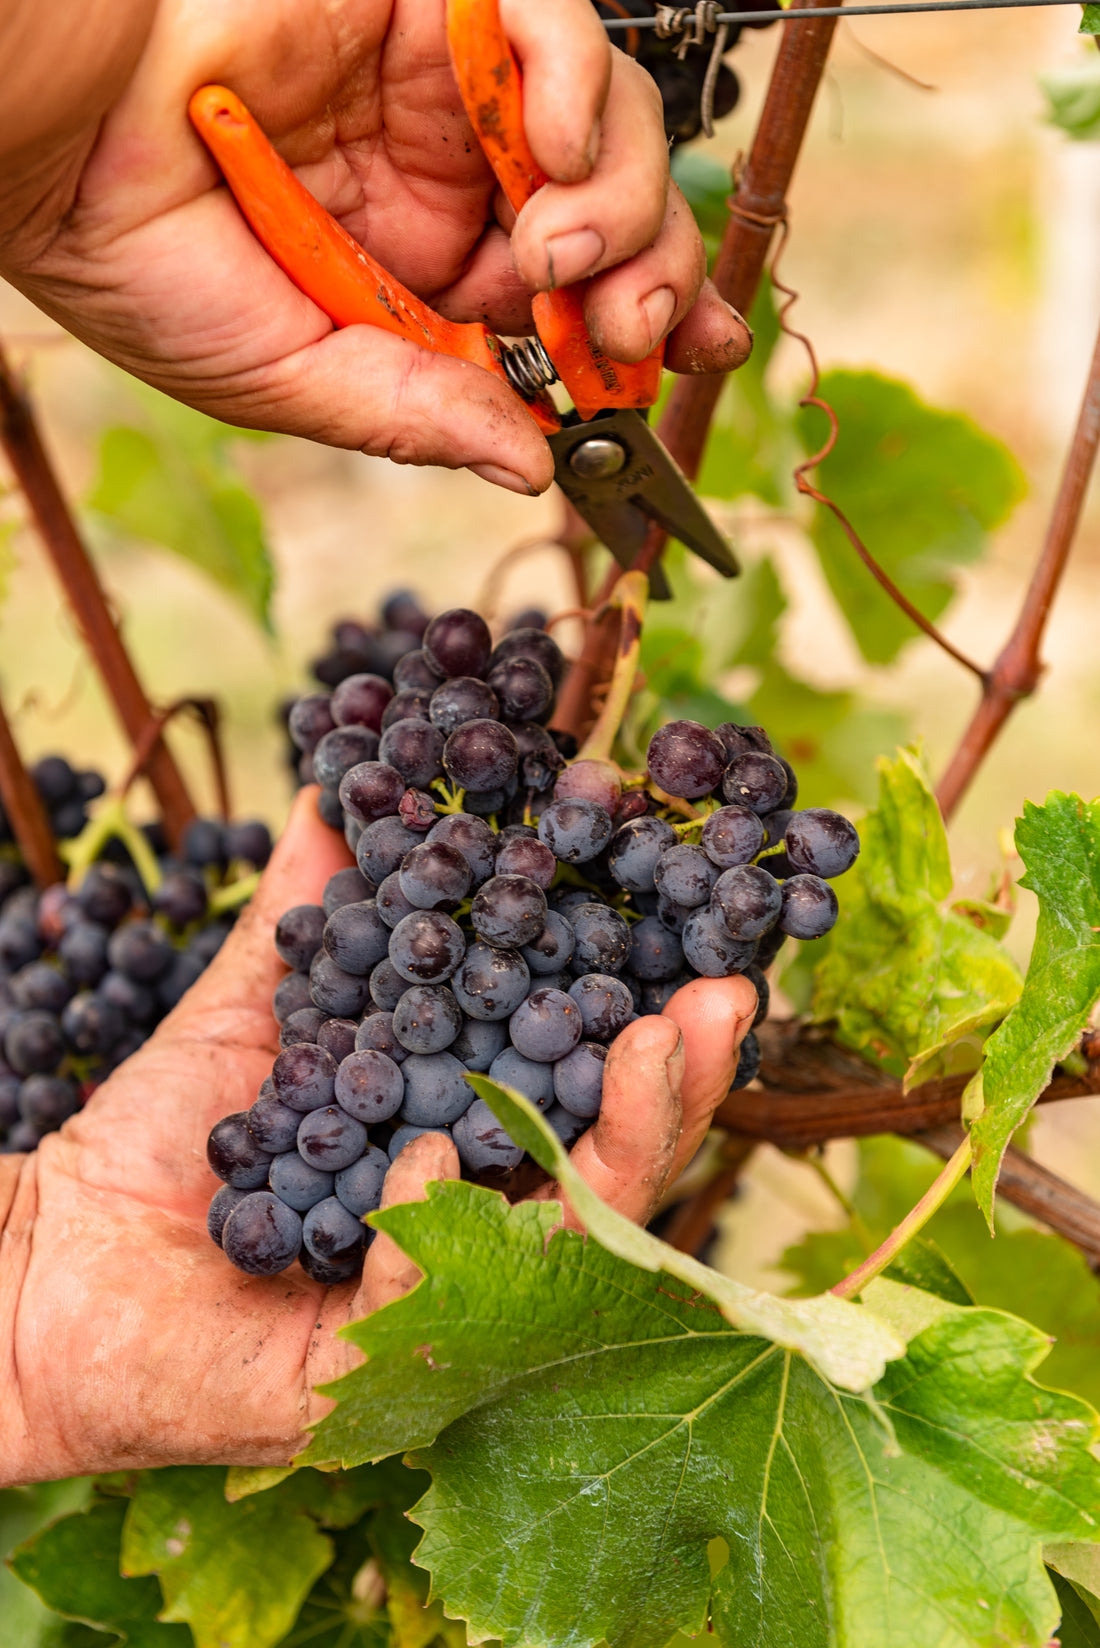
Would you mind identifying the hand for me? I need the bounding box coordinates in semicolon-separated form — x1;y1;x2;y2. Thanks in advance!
0;0;751;497
0;790;756;1486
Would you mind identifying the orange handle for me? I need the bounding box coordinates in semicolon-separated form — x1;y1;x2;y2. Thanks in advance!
187;86;560;433
445;0;664;419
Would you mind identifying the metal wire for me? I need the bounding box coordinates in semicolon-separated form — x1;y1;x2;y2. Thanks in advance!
602;0;1080;25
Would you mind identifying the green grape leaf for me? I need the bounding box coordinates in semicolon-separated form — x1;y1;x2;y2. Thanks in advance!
811;747;1023;1084
1048;1545;1100;1625
1042;58;1100;136
745;659;908;810
87;382;275;633
969;792;1100;1225
277;1524;392;1648
696;282;788;508
368;1504;464;1648
9;1498;188;1648
119;1466;392;1648
797;370;1024;665
1082;2;1100;32
1049;1570;1100;1645
0;1477;95;1648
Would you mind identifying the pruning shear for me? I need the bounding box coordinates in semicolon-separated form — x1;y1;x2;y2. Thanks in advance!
188;0;738;599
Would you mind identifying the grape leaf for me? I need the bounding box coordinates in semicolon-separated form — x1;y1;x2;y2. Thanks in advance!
797;370;1024;665
9;1498;188;1648
1082;2;1100;32
1040;58;1100;138
0;1477;95;1648
969;792;1100;1225
1049;1571;1100;1645
1048;1545;1100;1628
120;1465;395;1648
811;747;1023;1084
87;381;275;633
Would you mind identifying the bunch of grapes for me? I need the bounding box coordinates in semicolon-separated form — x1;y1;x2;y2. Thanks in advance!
0;813;272;1153
0;753;106;846
209;608;859;1284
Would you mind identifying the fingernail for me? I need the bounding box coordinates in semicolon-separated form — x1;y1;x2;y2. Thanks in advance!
468;462;540;496
641;286;677;351
543;228;605;289
665;1027;685;1087
584;117;601;171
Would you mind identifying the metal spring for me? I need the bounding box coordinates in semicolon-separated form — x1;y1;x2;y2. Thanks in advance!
501;336;558;398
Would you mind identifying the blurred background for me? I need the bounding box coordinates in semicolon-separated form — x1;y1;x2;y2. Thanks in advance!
1;3;1098;1272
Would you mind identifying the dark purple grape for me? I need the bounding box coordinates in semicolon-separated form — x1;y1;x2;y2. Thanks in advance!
323;866;375;917
379;719;445;789
657;896;690;936
511;723;565;791
521;911;575;976
297;1105;369;1171
647;721;726;800
335;1145;390;1216
701;805;766;869
400;1052;472;1125
554;759;622;815
381;589;430;636
31;755;77;804
399;842;471;910
36;885;78;945
376;872;417;930
544;1103;588;1148
451;943;531;1020
609;816;678;893
97;969;155;1024
755;925;788;969
722;753;788;815
369;959;407;1010
779;875;839;939
289;694;336;753
222;1192;302;1275
505;607;547;632
273;971;313;1024
570;904;631;975
74;865;133;929
784;809;860;879
488;627;565;688
653;844;718;908
188;920;233;966
567;974;633;1040
627;917;685;981
388;909;465;983
714;723;773;763
429;677;500;735
356;816;422;883
463;787;507;818
317;1018;357;1062
247;1091;302;1153
317;787;344;829
207;1111;274;1188
494;836;556;889
743;963;770;1027
639;973;692;1014
4;1120;40;1152
387;1123;452;1161
309;952;372;1017
761;809;793;850
393;649;444;692
299;1247;363;1284
323;901;391;975
12;962;74;1014
451;1015;509;1072
275;905;327;972
335;1048;405;1123
332;673;393;732
509;987;582;1063
778;759;798;809
681;911;756;978
537;798;613;864
224;820;273;866
272;1043;338;1112
398;789;438;832
487;656;553;723
731;1030;762;1090
354;1011;408;1064
0;1068;22;1130
381;689;433;731
5;1012;64;1076
183;817;227;870
711;865;783;940
60;992;127;1055
19;1074;77;1132
471;875;547;949
0;916;43;972
443;720;518;791
303;1197;368;1265
486;1045;555;1107
313;726;381;790
553;1041;607;1118
208;1184;249;1247
427;813;498;886
453;1098;523;1171
339;761;406;824
423;608;492;678
153;870;208;929
270;1152;334;1212
393;984;462;1055
280;1006;327;1048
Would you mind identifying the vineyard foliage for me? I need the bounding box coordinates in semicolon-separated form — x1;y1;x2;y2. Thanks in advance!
4;166;1100;1647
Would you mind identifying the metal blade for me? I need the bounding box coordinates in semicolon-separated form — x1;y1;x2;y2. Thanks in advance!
549;409;738;592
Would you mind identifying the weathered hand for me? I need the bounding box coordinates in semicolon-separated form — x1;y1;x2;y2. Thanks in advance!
0;0;750;496
0;791;755;1487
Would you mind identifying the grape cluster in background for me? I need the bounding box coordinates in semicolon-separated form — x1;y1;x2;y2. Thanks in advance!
0;780;272;1154
209;605;859;1285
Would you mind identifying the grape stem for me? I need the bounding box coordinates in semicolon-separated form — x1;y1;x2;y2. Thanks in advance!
208;871;261;915
430;780;467;815
576;572;648;765
830;1133;972;1300
61;795;164;897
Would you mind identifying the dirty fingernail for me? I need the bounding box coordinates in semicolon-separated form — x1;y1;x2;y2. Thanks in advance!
641;286;677;351
543;227;605;288
468;462;540;496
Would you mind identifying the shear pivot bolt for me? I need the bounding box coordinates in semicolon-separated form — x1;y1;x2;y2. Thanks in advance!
569;437;627;480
